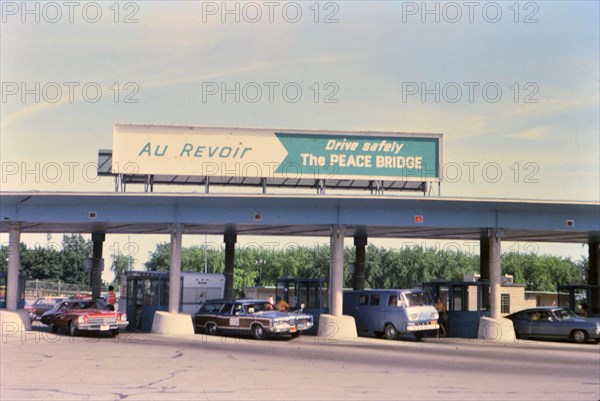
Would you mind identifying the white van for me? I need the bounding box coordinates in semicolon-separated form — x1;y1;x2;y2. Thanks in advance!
343;289;439;340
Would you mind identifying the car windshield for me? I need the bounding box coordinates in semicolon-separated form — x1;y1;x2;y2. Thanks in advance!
402;292;433;307
553;308;578;320
246;303;274;313
71;300;105;310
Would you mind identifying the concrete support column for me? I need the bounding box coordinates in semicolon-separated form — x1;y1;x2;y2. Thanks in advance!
329;225;345;317
589;240;600;315
353;235;367;290
224;233;237;300
477;229;514;342
6;223;21;311
489;230;502;319
90;233;105;300
168;225;183;314
479;237;490;282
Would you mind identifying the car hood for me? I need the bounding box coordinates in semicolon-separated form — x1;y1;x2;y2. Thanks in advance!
251;311;311;320
69;309;117;316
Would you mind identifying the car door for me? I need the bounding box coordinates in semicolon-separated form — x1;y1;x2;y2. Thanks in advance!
529;311;556;338
511;311;533;337
195;302;221;328
216;303;234;332
237;304;254;333
544;310;578;339
52;302;70;329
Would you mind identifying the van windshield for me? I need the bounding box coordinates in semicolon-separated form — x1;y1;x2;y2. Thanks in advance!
402;292;433;307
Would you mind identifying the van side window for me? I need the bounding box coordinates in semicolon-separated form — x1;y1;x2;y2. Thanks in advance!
388;295;398;306
358;294;368;305
370;294;380;306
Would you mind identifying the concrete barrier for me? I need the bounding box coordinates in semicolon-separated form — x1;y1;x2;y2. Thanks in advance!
0;310;32;334
151;311;195;335
477;316;516;343
317;314;357;339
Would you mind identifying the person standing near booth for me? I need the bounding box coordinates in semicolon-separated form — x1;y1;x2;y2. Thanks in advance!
105;285;117;311
435;297;448;337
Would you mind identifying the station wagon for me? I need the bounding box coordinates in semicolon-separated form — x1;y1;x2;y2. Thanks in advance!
193;299;314;340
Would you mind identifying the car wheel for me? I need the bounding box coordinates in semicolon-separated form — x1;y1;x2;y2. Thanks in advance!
384;324;398;340
252;324;267;340
571;329;588;344
206;323;218;336
49;321;58;334
68;322;78;337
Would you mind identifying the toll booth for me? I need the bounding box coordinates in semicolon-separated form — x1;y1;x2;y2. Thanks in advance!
422;280;491;338
121;271;183;332
276;277;328;334
0;272;26;309
557;283;600;318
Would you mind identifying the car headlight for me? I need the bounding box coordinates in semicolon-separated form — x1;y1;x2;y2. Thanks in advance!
119;313;127;322
409;313;419;321
432;311;439;319
77;315;85;324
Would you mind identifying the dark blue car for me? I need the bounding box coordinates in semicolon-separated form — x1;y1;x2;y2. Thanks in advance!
506;307;600;344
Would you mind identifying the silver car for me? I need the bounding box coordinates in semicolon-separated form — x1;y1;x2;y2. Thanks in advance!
506;307;600;344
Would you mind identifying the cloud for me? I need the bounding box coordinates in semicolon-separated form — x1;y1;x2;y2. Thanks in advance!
507;127;548;141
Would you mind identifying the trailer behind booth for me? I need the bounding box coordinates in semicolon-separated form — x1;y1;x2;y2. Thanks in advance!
120;271;225;332
181;272;225;315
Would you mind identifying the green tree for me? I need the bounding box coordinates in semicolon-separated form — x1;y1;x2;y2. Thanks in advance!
59;234;92;285
20;244;63;280
502;252;583;291
110;253;135;289
145;243;170;271
145;243;225;273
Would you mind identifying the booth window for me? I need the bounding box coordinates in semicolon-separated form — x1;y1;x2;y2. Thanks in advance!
501;294;510;314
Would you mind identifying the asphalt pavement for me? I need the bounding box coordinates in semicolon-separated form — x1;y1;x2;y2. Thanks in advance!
1;323;599;400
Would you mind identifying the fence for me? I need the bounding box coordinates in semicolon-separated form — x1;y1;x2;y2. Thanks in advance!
25;279;92;299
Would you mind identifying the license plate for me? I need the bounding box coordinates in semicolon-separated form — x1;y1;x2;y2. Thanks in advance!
290;327;297;333
100;325;109;331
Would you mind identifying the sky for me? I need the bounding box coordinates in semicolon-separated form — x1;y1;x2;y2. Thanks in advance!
1;1;599;280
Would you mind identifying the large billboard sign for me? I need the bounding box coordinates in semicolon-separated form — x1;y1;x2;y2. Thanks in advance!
112;124;442;182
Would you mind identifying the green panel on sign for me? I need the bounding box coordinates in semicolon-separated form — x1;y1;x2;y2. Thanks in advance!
274;133;440;180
